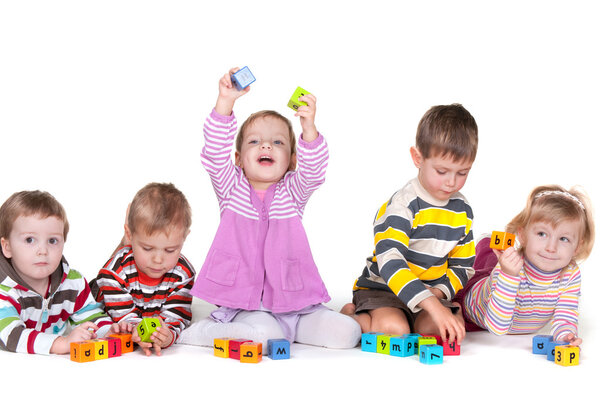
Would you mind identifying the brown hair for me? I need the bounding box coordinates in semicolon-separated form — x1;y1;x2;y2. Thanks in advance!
0;191;69;240
416;104;478;162
127;182;192;236
236;110;297;158
506;185;595;262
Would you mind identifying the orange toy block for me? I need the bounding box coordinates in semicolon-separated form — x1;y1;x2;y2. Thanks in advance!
70;341;96;363
240;342;262;363
109;333;134;354
490;231;516;250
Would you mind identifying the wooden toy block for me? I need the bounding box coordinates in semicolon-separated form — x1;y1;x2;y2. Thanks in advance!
420;344;444;365
228;339;250;360
389;336;415;357
107;337;122;358
267;338;290;360
361;332;382;353
418;336;437;351
213;338;231;358
555;345;579;366
546;341;568;361
109;333;134;354
240;342;262;363
137;317;161;343
70;341;96;363
231;66;256;90
376;334;393;355
490;231;516;251
443;340;460;356
287;86;311;111
86;339;109;360
532;334;552;355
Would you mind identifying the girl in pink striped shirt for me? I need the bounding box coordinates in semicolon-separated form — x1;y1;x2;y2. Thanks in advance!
456;185;594;346
179;68;361;350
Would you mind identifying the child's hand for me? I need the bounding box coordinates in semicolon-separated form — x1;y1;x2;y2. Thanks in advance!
131;319;172;356
420;296;466;345
294;93;318;142
559;333;582;347
106;321;133;336
215;67;250;116
493;246;523;277
50;321;98;354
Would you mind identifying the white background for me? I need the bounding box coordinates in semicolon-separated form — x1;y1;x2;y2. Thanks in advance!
1;1;598;398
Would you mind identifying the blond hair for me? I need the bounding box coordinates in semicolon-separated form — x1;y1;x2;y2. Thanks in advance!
0;191;69;240
506;185;595;262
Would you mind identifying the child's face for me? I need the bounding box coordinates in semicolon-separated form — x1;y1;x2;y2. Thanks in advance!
411;149;473;202
520;219;581;272
128;226;187;279
235;116;295;191
0;215;64;293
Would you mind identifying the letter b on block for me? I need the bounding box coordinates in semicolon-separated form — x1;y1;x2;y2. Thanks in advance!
490;231;516;251
240;342;262;363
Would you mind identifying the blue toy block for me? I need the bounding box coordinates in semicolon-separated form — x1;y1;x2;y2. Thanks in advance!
546;341;568;361
532;335;552;355
267;338;290;360
389;336;415;357
361;332;383;353
419;344;444;365
231;66;256;90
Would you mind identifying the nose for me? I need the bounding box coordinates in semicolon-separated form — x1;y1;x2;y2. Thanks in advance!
261;140;272;150
37;243;48;255
152;252;163;265
445;174;456;188
545;238;558;253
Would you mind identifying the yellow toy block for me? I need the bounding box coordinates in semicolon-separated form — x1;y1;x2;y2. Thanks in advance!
555;345;579;366
490;231;516;250
287;87;311;111
70;341;96;363
214;338;231;358
418;336;437;352
109;333;134;353
86;339;109;360
376;334;392;355
240;342;262;363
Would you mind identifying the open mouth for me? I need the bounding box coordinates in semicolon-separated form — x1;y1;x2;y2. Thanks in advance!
258;155;274;165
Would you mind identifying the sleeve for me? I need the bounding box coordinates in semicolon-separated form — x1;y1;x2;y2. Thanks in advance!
200;109;239;206
477;267;521;335
158;259;196;344
67;274;114;336
372;198;434;312
284;133;328;213
550;266;580;341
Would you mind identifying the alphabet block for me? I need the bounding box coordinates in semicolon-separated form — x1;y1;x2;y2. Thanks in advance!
420;344;444;365
287;87;311;111
376;334;392;355
532;335;552;354
443;340;460;355
70;341;96;363
213;338;230;358
107;337;122;358
389;336;415;357
86;339;108;360
267;338;290;360
546;341;568;361
137;317;161;342
231;66;256;90
228;339;250;360
361;332;383;353
555;345;579;366
240;342;262;363
109;333;134;353
490;231;516;251
418;336;437;352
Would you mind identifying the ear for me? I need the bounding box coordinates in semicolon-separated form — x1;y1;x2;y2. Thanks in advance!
235;151;242;167
410;146;422;168
1;237;12;259
124;223;133;246
288;153;297;171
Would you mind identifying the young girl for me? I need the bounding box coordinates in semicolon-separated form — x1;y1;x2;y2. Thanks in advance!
456;185;594;345
178;68;361;350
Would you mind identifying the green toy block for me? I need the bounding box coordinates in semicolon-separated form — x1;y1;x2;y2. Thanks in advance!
137;317;161;342
376;334;392;355
418;336;437;352
287;87;311;111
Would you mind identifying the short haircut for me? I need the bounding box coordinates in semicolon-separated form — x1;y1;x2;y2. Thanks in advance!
127;182;192;236
236;110;297;156
416;104;478;162
0;190;69;240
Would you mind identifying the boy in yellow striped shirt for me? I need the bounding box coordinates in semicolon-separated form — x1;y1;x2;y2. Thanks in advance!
341;104;478;345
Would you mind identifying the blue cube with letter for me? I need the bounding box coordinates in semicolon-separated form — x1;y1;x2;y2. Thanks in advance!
231;66;256;90
267;338;290;360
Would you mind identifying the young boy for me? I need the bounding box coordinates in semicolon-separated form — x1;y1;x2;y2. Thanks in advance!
0;190;115;355
90;183;195;356
342;104;478;344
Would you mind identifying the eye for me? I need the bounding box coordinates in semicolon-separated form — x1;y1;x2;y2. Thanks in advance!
274;140;284;145
248;139;259;144
142;247;153;252
560;236;571;243
458;171;469;177
25;236;35;244
536;231;547;238
165;249;176;254
48;237;60;245
436;170;446;175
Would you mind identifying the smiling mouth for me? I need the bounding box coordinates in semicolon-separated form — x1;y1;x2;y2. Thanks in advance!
258;155;274;165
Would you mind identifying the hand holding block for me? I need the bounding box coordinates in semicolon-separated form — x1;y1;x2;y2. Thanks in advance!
231;66;256;90
420;344;444;365
70;341;96;363
268;338;290;360
240;342;262;363
490;231;516;250
109;333;134;353
532;334;552;354
361;332;383;353
555;345;579;366
137;317;161;342
213;338;230;358
287;87;311;111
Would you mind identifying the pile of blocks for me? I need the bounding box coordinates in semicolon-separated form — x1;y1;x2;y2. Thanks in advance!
213;338;290;363
70;333;133;362
532;335;579;366
361;332;459;365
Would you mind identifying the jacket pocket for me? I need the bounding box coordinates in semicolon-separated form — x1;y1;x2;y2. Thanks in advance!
280;259;304;292
205;249;240;287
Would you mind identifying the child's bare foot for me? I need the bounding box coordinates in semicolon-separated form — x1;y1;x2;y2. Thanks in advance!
340;303;356;316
